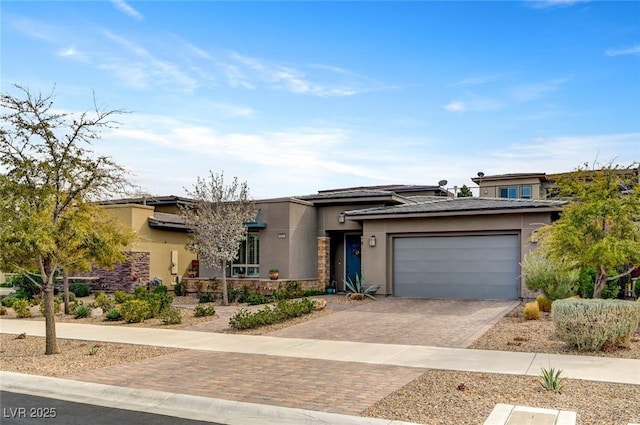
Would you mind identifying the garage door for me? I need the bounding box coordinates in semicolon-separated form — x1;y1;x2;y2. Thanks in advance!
393;234;519;299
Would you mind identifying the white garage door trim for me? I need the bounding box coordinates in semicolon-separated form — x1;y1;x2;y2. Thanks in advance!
393;234;519;300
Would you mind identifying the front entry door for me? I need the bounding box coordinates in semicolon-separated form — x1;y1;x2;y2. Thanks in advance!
345;235;362;283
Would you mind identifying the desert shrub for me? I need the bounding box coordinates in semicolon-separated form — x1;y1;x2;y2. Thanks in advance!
194;303;216;317
114;290;132;304
94;292;115;310
153;285;168;294
73;304;91;319
552;299;640;351
104;308;122;321
12;299;32;318
7;272;42;300
228;286;250;303
1;292;28;308
273;281;303;300
536;294;552;313
69;282;90;297
133;286;148;300
160;307;183;324
246;293;270;305
521;253;579;300
539;367;566;393
523;301;540;320
39;297;62;315
198;292;216;303
120;299;151;323
229;298;315;330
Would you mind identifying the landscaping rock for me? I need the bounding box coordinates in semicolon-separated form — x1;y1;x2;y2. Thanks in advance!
90;307;103;318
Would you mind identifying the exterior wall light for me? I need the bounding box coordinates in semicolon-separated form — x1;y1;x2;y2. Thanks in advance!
369;235;376;247
338;212;345;223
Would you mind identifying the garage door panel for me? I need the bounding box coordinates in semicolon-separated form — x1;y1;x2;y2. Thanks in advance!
393;235;519;300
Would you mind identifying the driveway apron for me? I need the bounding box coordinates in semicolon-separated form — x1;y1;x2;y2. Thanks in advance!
267;298;519;348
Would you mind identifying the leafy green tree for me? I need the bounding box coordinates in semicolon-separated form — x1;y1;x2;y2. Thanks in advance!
457;184;473;197
0;85;133;354
536;162;640;298
181;172;255;305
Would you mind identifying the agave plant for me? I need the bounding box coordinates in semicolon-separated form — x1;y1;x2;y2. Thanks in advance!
344;274;380;300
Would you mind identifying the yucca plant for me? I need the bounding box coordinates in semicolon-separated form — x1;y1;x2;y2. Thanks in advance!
344;274;380;300
540;366;566;393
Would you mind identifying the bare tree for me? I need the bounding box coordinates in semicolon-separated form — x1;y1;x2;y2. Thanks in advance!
181;172;255;305
0;84;133;354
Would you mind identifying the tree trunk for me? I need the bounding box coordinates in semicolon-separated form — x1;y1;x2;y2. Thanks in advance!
593;266;608;299
221;260;229;306
63;269;70;315
43;273;59;355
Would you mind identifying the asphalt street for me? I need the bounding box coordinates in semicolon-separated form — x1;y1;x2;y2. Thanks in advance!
0;391;225;425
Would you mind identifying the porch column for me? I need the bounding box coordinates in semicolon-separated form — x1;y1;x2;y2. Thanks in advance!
317;237;330;288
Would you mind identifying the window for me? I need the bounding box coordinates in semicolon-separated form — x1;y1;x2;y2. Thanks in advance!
232;233;260;277
500;185;532;199
499;186;517;199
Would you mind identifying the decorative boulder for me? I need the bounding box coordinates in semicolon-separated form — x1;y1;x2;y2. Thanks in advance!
313;298;327;311
90;307;104;319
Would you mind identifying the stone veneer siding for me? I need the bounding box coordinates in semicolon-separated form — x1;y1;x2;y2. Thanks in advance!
77;251;150;293
317;237;330;289
182;278;322;297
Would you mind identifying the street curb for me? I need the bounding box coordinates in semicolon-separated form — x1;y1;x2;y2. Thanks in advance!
0;371;423;425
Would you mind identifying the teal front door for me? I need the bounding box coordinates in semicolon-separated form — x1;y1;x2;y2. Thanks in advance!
345;235;362;283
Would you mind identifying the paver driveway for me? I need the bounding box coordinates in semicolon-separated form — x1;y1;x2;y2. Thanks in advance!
267;297;519;348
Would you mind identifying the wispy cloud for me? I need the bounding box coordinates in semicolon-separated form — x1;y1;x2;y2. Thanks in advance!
8;16;67;43
226;51;379;97
526;0;590;9
605;44;640;57
444;101;467;112
507;77;571;102
111;0;144;21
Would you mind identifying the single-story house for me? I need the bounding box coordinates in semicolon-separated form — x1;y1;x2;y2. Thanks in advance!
96;184;566;300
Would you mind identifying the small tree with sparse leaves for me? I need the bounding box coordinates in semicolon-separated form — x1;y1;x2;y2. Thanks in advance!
181;172;255;305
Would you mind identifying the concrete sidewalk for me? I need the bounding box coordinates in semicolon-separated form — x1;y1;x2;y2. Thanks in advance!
1;319;638;385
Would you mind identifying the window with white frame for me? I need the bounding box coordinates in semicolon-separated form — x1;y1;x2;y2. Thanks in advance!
232;232;260;277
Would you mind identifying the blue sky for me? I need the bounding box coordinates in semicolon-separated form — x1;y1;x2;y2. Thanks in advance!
2;0;639;199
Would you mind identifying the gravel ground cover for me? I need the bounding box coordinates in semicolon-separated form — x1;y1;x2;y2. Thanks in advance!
1;299;639;424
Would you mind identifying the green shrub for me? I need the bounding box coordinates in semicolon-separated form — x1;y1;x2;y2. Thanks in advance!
120;299;151;323
153;285;168;294
302;289;326;297
247;293;270;305
273;281;303;300
521;253;579;300
12;299;32;318
194;303;216;317
7;272;42;300
69;282;90;297
94;292;115;310
104;308;122;321
577;268;620;299
228;286;250;303
39;297;62;315
552;299;640;351
114;290;132;304
229;298;315;330
160;307;183;324
73;304;91;319
133;286;148;300
174;280;186;296
1;292;27;308
536;294;552;313
198;292;216;303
